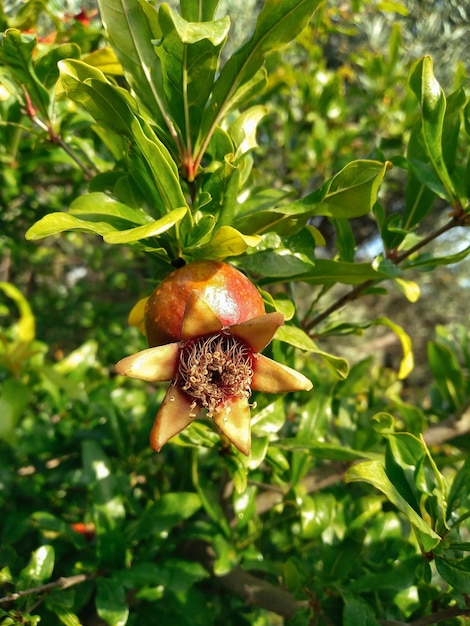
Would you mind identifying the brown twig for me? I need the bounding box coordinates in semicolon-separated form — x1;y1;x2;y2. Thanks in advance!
0;573;97;605
304;213;467;332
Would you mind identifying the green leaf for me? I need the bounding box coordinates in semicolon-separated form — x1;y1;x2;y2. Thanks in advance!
180;0;220;21
96;578;129;626
156;5;230;151
58;60;188;216
435;557;470;593
69;192;149;225
427;340;465;409
229;105;269;158
287;160;390;219
26;212;118;240
20;545;55;584
274;325;349;379
81;440;125;519
103;207;187;243
198;0;321;153
196;225;261;260
408;56;456;203
95;0;170;141
342;594;380;626
372;316;414;379
279;439;376;461
0;282;35;342
126;492;201;541
239;254;386;284
345;460;441;552
0;29;49;117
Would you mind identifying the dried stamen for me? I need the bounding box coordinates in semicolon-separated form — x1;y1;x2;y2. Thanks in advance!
177;333;254;415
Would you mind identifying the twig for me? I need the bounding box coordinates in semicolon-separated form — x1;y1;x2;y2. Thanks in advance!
0;573;96;605
29;115;95;179
304;213;467;332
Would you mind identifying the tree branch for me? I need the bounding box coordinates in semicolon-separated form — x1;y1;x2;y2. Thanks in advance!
304;213;467;332
0;573;96;606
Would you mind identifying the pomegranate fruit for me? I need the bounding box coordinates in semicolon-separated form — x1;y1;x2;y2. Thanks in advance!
144;260;266;346
116;260;312;455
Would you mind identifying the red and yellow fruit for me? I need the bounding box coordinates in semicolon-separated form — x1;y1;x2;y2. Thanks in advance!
117;260;312;455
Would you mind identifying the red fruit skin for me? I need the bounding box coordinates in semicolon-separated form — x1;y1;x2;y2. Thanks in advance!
145;261;265;347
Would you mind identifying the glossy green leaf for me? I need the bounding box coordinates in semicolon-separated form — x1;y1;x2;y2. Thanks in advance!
20;545;55;584
408;56;456;202
300;492;336;538
180;0;220;21
346;460;441;552
96;0;170;140
82;47;123;75
103;207;187;243
58;60;188;215
198;0;321;152
0;29;49;116
402;127;438;229
347;556;423;593
229;105;269;158
435;557;470;593
197;225;261;259
96;578;129;626
26;212;118;240
286;160;390;219
239;254;386;284
156;5;230;149
69;193;148;223
275;325;349;379
279;439;375;461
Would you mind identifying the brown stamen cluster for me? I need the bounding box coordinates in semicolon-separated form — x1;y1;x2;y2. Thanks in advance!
177;333;254;415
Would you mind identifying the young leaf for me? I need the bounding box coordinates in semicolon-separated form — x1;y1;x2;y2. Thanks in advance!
96;0;173;143
156;5;230;157
180;0;220;21
197;0;321;158
408;56;456;203
0;29;49;117
286;160;391;219
103;207;187;243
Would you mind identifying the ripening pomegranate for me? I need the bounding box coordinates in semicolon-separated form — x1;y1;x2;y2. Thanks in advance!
116;260;312;455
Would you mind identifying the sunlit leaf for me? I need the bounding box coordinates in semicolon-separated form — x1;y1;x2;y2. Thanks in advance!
408;56;456;203
346;460;441;552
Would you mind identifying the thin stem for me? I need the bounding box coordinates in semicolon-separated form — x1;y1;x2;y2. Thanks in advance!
304;213;468;332
29;115;95;179
0;573;97;605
